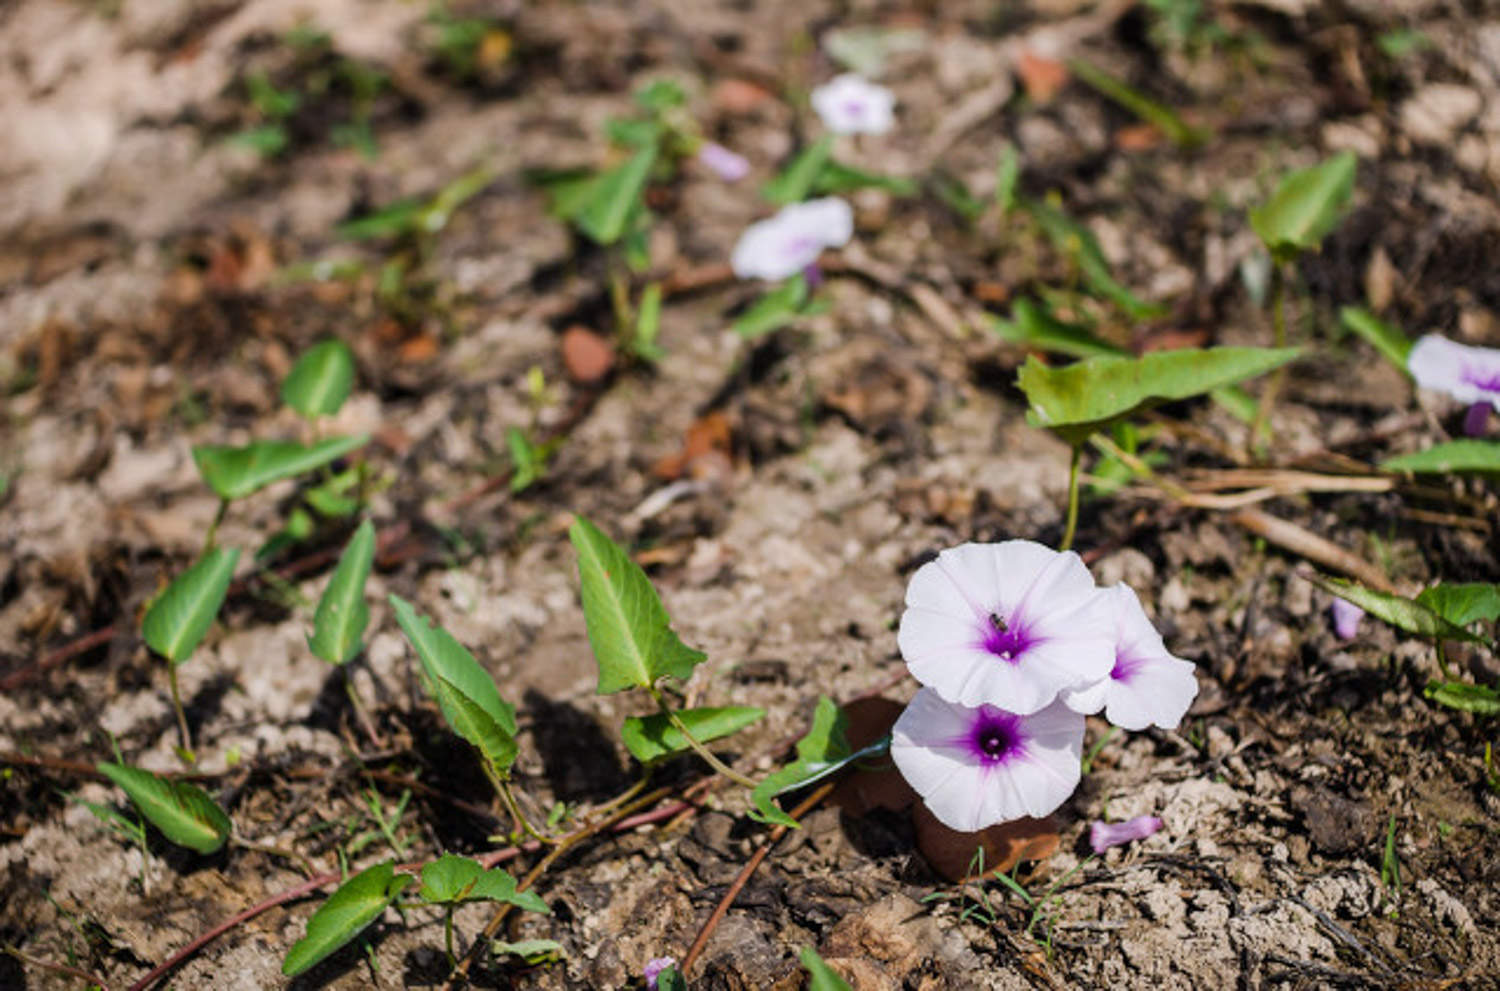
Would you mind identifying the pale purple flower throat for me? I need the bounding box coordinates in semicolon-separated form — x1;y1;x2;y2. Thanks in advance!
981;611;1033;663
962;709;1025;767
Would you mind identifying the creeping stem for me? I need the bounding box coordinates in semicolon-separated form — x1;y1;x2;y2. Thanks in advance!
650;688;759;789
1252;263;1288;453
167;663;193;757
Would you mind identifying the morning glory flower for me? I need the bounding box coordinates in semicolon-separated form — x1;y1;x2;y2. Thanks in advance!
897;541;1116;715
1330;597;1364;640
1408;334;1500;413
644;957;677;989
696;142;750;182
730;198;853;281
1089;814;1163;854
810;74;896;135
891;688;1085;832
1062;584;1198;731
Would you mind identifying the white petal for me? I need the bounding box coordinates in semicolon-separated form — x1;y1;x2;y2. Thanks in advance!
780;198;854;248
810;74;896;135
730;220;810;280
1104;656;1198;731
1409;334;1500;411
1062;679;1107;715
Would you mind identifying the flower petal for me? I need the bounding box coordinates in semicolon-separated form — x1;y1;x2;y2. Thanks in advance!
1089;815;1162;854
810;74;896;135
1409;334;1500;412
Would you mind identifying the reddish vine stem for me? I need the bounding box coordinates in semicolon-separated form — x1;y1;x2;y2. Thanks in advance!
679;782;837;976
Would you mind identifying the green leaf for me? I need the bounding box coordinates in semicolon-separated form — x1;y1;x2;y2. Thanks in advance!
1300;572;1484;644
576;145;657;245
418;854;551;914
1382;440;1500;475
308;519;376;665
1018;346;1301;446
1424;680;1500;716
568;516;706;695
621;706;765;764
750;696;853;828
1415;583;1500;628
227;125;289;155
1249;151;1357;262
97;763;231;854
1022;197;1165;319
282;339;356;419
1067;59;1209;148
800;947;854;991
1210;385;1259;424
733;274;812;340
420;166;493;235
762;136;834;205
1339;306;1412;370
654;965;688;991
282;861;411;976
812;160;917;197
192;434;369;502
389;596;519;771
995;145;1020;216
507;427;547;494
986;298;1125;360
336;198;425;240
629;281;665;361
491;938;564;964
635;79;687;112
142;547;241;664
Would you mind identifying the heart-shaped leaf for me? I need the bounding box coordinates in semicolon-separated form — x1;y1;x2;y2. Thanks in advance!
1018;346;1301;446
308;520;375;665
621;706;765;765
97;763;231;854
282;861;411;976
1249;151;1357;262
282;339;356;419
142;547;240;664
389;596;518;773
568;516;706;695
1382;440;1500;475
193;434;369;502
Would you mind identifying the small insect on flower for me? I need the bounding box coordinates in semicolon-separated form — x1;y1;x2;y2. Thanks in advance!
696;142;750;183
897;541;1115;715
1062;583;1198;732
1089;814;1163;854
1407;334;1500;413
730;198;854;281
891;688;1085;832
810;73;896;135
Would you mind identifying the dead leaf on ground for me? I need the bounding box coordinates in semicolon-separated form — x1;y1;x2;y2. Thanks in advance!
561;325;615;384
653;410;734;481
829;697;917;817
913;804;1061;882
713;78;774;114
1017;51;1069;104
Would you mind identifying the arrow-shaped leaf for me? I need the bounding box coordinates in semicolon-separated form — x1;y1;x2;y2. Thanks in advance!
282;339;356;419
621;706;765;765
97;762;231;854
282;861;411;976
1382;440;1500;475
389;595;518;772
568;516;706;695
308;519;375;665
576;145;657;245
750;696;854;828
1301;571;1484;645
142;547;240;664
192;434;369;502
418;854;549;913
1249;151;1357;262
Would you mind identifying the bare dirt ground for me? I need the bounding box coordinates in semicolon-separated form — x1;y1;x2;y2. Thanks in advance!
3;1;1500;988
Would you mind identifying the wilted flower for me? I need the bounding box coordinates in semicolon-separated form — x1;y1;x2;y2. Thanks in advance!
1408;334;1500;413
730;198;853;281
644;957;677;989
1330;597;1364;640
897;541;1115;715
1063;584;1198;731
810;74;896;135
1089;814;1162;854
696;142;750;182
891;688;1085;832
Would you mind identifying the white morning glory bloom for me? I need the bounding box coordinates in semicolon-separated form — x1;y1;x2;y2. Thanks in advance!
1062;583;1198;731
1408;334;1500;412
810;73;896;135
729;197;853;281
897;541;1116;715
891;688;1085;832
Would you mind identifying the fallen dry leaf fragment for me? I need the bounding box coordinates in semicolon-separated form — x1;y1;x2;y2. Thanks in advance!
1017;51;1069;104
652;410;734;481
913;804;1061;882
560;325;615;384
712;78;773;114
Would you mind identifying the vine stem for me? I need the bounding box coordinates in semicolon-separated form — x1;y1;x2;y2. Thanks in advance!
166;663;193;759
484;766;560;846
1059;445;1082;553
202;499;230;555
1251;262;1288;454
651;689;758;789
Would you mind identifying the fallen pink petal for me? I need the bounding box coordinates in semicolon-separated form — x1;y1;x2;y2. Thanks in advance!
696;142;750;182
1331;597;1364;640
1090;815;1163;854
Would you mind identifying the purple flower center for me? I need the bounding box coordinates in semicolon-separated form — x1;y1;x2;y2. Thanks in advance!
781;234;820;260
981;612;1031;663
842;99;866;118
963;710;1024;766
1460;365;1500;393
1109;649;1145;683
